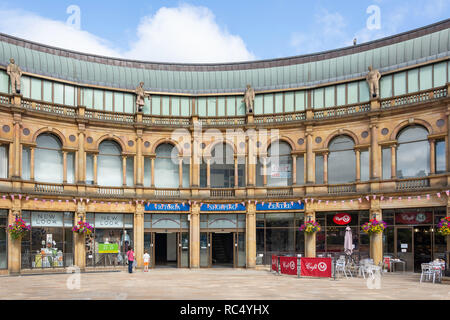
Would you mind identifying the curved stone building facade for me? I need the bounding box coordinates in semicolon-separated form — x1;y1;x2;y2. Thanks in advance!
0;20;450;274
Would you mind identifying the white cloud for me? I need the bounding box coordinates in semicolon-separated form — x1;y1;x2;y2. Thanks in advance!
126;4;255;63
0;5;255;63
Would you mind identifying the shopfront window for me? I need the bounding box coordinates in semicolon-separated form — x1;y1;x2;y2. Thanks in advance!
85;213;133;267
155;143;179;188
315;211;370;257
396;126;430;178
328;135;356;184
35;133;63;183
256;212;303;265
0;210;7;269
20;211;73;269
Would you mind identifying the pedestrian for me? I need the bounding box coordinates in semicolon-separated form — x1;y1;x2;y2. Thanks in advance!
127;246;134;273
143;250;150;272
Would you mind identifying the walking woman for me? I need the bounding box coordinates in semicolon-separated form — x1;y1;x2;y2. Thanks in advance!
127;246;135;273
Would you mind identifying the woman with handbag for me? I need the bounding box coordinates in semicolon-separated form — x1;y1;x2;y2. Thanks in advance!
126;246;135;273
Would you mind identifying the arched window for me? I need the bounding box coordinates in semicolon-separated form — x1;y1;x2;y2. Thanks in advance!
396;126;429;178
98;140;122;186
35;133;63;183
328;135;356;184
155;143;179;188
210;143;235;188
267;141;292;186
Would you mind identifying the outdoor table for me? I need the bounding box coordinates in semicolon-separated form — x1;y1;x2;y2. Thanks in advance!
391;260;406;273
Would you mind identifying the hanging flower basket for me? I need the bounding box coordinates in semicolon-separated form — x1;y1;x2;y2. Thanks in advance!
7;216;31;240
361;219;387;235
437;217;450;236
72;221;94;235
299;220;321;234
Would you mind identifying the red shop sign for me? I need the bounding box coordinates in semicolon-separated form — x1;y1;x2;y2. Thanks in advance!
300;258;332;278
395;212;432;225
333;213;352;225
271;255;278;272
279;256;297;275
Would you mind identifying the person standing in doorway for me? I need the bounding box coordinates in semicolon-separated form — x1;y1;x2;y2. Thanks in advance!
143;250;150;272
127;246;134;273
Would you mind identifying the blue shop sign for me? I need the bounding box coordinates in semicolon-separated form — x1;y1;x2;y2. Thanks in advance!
256;201;304;211
145;203;190;212
201;203;246;211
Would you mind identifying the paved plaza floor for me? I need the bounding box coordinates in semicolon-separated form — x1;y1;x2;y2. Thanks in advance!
0;268;449;300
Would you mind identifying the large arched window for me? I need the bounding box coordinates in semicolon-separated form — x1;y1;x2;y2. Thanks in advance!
396;126;430;178
210;143;235;188
35;133;63;183
155;143;179;188
328;135;356;184
267;141;292;186
98;140;122;186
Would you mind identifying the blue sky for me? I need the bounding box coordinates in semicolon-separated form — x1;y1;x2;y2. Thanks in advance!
0;0;448;62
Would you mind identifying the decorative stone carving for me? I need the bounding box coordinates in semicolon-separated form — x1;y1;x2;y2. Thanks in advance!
135;82;150;113
366;66;381;98
7;58;22;94
242;84;255;114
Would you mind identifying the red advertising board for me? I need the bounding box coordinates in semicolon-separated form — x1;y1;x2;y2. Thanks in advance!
271;255;278;272
300;258;332;278
395;212;432;225
279;256;298;275
333;213;352;225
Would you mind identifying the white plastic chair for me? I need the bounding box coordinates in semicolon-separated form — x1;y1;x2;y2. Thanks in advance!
420;263;435;283
335;259;348;279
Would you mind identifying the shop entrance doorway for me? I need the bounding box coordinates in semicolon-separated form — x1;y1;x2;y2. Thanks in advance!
144;231;189;268
395;226;433;272
200;232;245;268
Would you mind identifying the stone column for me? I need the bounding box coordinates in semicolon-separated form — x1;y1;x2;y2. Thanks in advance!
391;145;396;179
179;157;183;188
206;158;211;187
263;157;268;186
190;204;200;268
63;151;68;183
370;199;383;265
246;202;256;268
306;129;315;184
151;157;155;187
369;121;380;180
77;128;85;183
136;136;143;186
122;156;127;186
247;135;256;186
134;205;144;268
13;119;21;178
30;147;35;180
93;154;98;185
304;208;316;258
355;149;361;181
292;155;297;185
234;156;238;187
323;153;328;184
429;139;436;175
8;205;22;275
74;202;86;271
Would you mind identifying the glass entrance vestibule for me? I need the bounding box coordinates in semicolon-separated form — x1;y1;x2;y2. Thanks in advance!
200;213;246;268
144;213;189;268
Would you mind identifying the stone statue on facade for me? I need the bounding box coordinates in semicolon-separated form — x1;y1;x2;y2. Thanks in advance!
135;82;150;112
366;66;381;98
7;58;22;94
242;84;255;113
